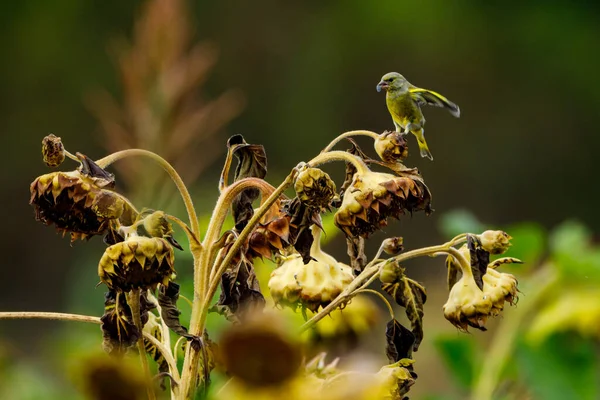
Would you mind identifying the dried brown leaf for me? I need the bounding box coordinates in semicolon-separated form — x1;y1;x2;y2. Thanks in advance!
157;282;193;338
382;267;427;351
468;234;490;291
385;319;415;363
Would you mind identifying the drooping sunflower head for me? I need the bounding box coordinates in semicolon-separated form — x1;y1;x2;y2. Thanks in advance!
98;236;176;292
30;154;130;242
334;171;432;237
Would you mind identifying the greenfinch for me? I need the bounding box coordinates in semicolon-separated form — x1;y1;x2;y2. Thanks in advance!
376;72;460;160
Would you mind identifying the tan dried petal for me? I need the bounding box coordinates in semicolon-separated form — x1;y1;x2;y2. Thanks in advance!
334;171;432;237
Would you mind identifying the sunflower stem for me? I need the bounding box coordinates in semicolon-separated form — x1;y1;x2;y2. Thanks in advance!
321;130;380;152
308;150;370;175
177;169;298;400
300;239;469;332
127;289;156;400
0;311;179;394
95;149;200;244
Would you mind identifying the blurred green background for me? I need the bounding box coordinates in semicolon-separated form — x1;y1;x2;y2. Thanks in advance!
1;0;599;399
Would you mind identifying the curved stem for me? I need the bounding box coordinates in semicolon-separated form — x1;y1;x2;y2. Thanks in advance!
308;150;370;175
0;311;179;387
95;149;200;241
177;169;298;400
321;130;380;153
0;311;101;324
300;242;458;332
447;247;473;279
203;171;296;316
127;289;156;400
354;289;395;320
167;215;200;247
144;333;181;388
471;269;558;400
173;336;187;366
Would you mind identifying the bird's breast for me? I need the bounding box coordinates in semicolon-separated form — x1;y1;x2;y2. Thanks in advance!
386;94;421;126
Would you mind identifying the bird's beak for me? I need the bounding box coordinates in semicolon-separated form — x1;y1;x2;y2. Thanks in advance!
376;81;389;92
167;236;184;251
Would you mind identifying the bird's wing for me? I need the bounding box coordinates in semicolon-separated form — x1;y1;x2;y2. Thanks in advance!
410;88;460;118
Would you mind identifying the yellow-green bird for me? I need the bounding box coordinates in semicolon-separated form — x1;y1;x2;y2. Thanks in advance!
376;72;460;160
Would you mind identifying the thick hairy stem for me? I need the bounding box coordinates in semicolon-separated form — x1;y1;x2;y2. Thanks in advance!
321;130;380;152
177;170;298;400
127;289;156;400
471;269;558;400
95;149;200;242
308;150;370;175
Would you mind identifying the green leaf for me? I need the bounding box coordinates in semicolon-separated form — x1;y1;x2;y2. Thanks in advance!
503;222;545;267
434;335;478;389
438;209;485;238
550;220;591;255
516;333;600;400
549;221;600;281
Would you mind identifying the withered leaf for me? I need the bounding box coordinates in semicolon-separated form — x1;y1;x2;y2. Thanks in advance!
101;290;154;355
385;319;415;363
468;234;490;290
103;226;124;246
346;236;367;276
282;198;322;264
227;135;268;230
77;153;115;187
382;266;427;351
157;282;193;338
190;330;218;394
214;257;265;322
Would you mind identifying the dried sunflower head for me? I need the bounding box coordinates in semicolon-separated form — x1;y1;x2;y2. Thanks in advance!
98;236;175;292
334;170;432;237
443;273;492;331
100;289;154;355
30;154;127;242
42;134;65;167
294;167;336;210
443;258;519;332
269;228;353;312
483;268;519;316
374;131;409;163
478;230;512;255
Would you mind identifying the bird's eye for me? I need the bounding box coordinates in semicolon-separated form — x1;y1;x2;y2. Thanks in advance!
386;78;394;82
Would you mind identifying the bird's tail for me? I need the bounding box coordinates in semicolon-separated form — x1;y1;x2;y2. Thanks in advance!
413;129;433;160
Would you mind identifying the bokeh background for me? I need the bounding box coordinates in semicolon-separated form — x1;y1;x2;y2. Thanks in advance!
1;0;599;399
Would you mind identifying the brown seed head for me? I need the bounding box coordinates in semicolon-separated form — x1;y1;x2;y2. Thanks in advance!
42;134;66;167
294;167;336;210
479;230;512;255
374;131;409;163
30;169;124;242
